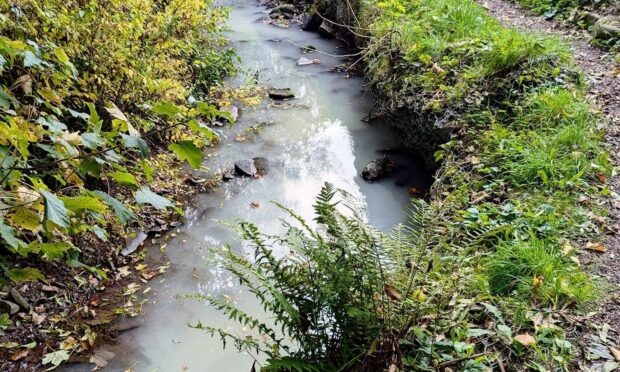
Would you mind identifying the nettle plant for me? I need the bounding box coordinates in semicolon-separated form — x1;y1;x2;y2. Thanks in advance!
0;0;234;282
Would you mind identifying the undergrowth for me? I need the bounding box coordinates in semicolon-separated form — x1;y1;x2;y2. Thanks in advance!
0;0;235;281
199;0;612;370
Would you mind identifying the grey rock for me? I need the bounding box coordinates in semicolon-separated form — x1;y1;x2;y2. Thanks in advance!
592;16;620;40
582;11;601;27
268;88;295;100
222;172;235;181
269;4;296;15
9;288;29;311
219;104;239;122
121;231;148;256
301;12;322;31
234;160;257;177
318;22;334;39
361;158;397;182
0;299;19;315
253;157;269;176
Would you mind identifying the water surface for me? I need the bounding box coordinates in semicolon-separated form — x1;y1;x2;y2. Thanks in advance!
68;1;430;370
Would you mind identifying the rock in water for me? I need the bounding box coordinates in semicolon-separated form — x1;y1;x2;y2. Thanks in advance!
301;11;322;31
235;160;257;177
268;88;295;100
361;158;396;182
269;4;296;16
318;22;334;39
0;299;19;315
253;157;269;176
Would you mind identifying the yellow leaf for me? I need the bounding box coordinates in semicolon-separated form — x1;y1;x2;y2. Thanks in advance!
514;333;536;346
586;242;607;252
8;207;41;231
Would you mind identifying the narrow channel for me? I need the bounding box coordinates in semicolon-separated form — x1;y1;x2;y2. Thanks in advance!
70;0;431;370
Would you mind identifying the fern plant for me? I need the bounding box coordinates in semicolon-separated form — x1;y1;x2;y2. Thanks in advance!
186;183;416;371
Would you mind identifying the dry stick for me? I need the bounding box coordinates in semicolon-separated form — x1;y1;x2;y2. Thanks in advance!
283;37;364;58
437;352;489;368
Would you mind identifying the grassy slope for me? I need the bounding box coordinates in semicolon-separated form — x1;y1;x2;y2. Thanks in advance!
323;0;611;368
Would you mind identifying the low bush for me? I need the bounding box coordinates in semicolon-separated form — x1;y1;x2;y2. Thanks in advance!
0;0;234;280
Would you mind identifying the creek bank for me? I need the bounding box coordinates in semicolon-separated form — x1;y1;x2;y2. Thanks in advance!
266;0;615;369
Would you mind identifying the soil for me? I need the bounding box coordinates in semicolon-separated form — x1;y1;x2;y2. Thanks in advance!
478;0;620;368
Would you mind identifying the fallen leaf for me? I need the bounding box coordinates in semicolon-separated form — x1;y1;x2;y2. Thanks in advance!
612;67;620;76
586;242;607;252
408;187;423;196
234;135;247;142
60;336;78;350
514;333;536;346
597;173;607;183
32;312;46;325
610;346;620;362
385;284;402;301
10;349;29;361
250;202;260;209
41;285;59;293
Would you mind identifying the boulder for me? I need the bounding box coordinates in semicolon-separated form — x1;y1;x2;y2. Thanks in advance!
253;157;269;176
268;88;295;100
0;300;19;315
301;11;322;31
361;158;396;182
318;22;334;39
234;160;257;177
592;16;620;40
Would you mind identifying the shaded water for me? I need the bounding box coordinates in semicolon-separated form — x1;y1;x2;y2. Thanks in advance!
68;0;430;370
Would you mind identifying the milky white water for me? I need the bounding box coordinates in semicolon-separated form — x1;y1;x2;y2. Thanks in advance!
65;0;430;370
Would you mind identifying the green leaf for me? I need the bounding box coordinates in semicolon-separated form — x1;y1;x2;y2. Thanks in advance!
0;90;11;111
39;189;70;229
42;350;70;368
92;225;108;241
120;133;148;157
24;242;71;260
151;101;180;117
187;119;219;142
23;51;44;67
5;267;45;283
92;191;135;224
80;132;104;149
109;171;139;188
59;196;107;214
0;313;11;331
135;186;174;210
8;207;41;231
0;221;25;249
169;141;203;169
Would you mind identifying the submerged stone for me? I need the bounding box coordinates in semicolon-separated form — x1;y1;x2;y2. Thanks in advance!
361;158;397;182
253;157;269;176
268;88;295;100
235;160;257;177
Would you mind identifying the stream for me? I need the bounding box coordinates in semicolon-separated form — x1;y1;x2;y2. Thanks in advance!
67;0;430;370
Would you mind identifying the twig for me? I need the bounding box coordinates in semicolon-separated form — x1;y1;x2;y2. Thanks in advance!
437;352;489;368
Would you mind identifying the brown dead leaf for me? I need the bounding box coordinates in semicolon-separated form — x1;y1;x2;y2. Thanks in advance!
432;63;445;74
250;202;260;209
609;346;620;362
385;284;402;302
586;242;607;253
612;67;620;76
141;271;159;281
596;173;607;183
32;312;46;325
514;333;536;346
234;135;247;142
60;336;78;350
471;191;488;204
41;285;59;293
9;349;29;361
408;187;423;196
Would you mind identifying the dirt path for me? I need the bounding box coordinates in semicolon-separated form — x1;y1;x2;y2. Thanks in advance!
478;0;620;367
